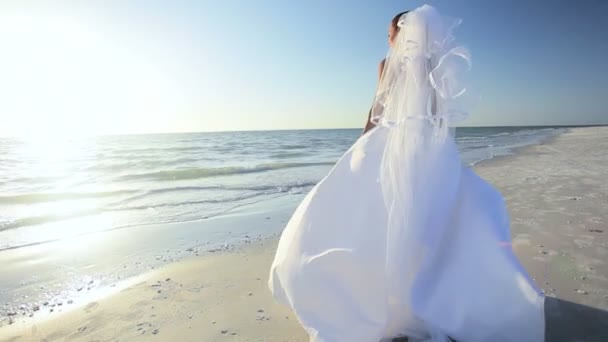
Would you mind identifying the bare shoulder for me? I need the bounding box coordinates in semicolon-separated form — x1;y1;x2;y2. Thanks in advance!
378;59;386;80
379;59;386;73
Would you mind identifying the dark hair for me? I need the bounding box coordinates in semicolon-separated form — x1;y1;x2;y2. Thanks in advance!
391;11;409;31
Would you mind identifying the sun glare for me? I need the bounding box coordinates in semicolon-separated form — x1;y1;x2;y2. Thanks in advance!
10;133;117;250
0;9;187;138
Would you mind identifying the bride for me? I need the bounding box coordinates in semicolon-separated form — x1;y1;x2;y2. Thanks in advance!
269;5;545;342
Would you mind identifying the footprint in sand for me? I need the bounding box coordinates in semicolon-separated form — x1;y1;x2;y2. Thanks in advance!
574;239;593;249
84;302;99;313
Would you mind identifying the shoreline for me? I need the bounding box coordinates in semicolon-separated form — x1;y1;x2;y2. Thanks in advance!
470;126;568;168
0;126;564;326
0;194;302;329
2;126;608;341
0;127;564;254
1;238;309;341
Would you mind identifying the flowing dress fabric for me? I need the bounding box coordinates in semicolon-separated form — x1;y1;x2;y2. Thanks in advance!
269;5;545;342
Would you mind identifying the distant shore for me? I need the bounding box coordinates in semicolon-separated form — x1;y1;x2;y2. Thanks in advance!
2;126;608;341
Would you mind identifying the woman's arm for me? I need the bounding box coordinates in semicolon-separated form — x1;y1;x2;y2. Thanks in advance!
362;59;386;135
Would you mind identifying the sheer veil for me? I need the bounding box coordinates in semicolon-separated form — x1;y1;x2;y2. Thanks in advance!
370;5;475;339
371;5;471;130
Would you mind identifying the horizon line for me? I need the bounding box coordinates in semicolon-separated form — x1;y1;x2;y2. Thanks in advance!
1;123;607;139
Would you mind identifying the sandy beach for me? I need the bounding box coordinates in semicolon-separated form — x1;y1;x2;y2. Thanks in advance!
2;126;608;341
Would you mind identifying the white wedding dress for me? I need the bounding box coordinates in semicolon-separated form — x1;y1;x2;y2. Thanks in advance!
269;5;545;342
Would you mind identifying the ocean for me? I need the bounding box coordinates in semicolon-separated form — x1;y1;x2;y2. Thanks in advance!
0;126;567;322
0;127;563;252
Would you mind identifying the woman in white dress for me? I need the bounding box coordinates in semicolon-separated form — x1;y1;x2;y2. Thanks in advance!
269;5;545;342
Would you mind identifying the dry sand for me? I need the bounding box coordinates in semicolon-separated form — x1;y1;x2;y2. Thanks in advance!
1;243;308;342
2;126;608;341
475;126;608;341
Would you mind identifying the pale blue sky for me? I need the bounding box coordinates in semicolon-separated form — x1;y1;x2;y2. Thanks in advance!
0;0;606;137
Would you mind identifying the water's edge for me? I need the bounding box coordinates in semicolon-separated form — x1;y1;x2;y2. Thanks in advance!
0;127;568;327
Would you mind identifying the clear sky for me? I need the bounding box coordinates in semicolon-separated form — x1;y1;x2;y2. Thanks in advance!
0;0;606;137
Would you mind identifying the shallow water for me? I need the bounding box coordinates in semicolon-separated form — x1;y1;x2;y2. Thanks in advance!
0;126;565;321
0;127;564;251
